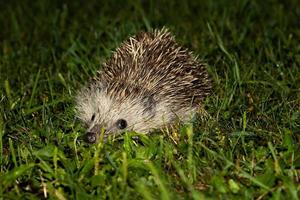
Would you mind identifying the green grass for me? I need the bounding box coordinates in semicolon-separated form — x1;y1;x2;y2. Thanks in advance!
0;0;299;199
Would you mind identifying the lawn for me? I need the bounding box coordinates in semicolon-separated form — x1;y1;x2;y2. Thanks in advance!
0;0;299;199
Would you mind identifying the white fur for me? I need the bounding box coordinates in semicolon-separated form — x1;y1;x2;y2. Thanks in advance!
75;85;195;134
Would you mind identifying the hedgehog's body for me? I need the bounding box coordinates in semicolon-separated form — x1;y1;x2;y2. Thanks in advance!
76;28;211;143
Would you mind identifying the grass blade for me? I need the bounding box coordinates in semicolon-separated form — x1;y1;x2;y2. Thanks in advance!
28;69;41;109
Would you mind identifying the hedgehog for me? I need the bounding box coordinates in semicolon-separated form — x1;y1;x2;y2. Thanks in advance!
76;28;212;143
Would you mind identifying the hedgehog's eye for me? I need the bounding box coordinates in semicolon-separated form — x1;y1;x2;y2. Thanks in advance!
116;119;127;130
91;113;96;121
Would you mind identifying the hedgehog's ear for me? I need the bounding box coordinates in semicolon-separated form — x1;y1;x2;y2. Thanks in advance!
143;95;156;116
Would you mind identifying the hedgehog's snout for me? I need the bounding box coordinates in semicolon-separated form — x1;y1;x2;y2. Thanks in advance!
85;124;102;144
85;130;110;144
85;131;97;143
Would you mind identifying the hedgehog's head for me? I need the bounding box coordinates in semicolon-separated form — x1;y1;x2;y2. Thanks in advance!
75;84;163;143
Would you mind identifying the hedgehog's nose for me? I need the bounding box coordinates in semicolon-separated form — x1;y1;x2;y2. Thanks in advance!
85;132;97;143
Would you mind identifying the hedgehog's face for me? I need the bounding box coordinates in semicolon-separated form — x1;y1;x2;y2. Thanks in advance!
76;87;158;143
